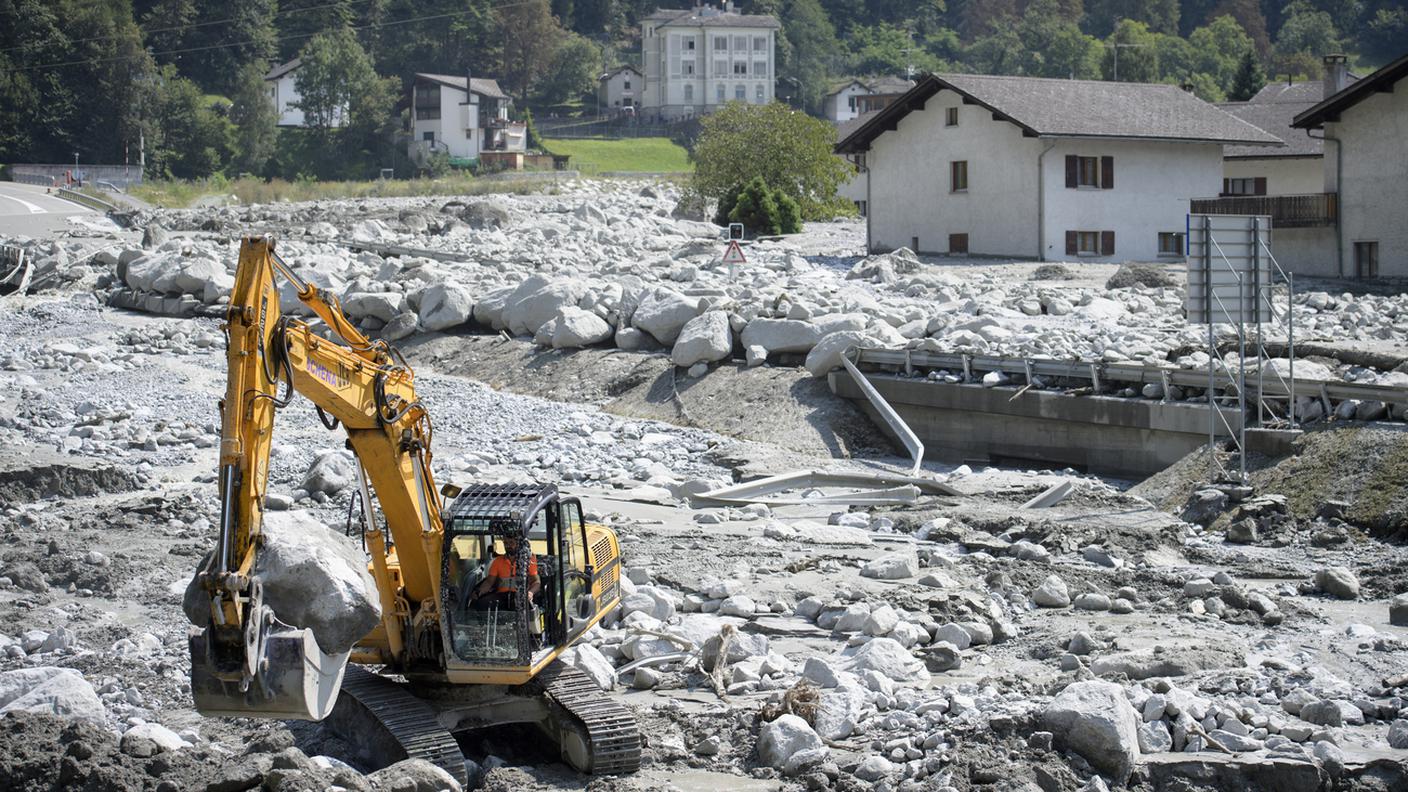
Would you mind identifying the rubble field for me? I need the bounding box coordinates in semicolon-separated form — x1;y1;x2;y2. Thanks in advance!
0;178;1406;792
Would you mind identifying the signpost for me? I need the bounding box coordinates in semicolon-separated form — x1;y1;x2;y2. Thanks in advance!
722;239;747;280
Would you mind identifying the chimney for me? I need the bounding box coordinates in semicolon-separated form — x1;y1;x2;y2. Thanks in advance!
1323;54;1349;99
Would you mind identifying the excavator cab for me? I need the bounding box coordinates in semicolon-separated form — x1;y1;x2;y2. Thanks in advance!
441;484;596;667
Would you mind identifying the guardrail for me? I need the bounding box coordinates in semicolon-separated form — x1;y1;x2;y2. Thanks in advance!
850;347;1407;409
56;187;120;213
1190;193;1337;229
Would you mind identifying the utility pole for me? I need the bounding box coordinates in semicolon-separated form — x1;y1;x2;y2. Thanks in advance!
1107;42;1148;81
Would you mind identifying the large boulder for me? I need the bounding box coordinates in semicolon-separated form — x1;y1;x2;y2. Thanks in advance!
671;311;732;367
342;292;404;324
0;667;104;721
1042;680;1141;779
459;200;510;230
503;279;587;337
471;285;517;329
173;258;233;303
757;714;825;770
120;722;191;756
183;512;381;656
367;759;464;792
418;284;474;332
634;288;701;345
836;637;929;684
741;318;822;355
301;449;358;496
552;307;613;349
804;330;878;378
558;644;617;691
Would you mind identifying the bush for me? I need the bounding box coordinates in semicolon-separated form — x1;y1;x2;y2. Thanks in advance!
716;177;802;236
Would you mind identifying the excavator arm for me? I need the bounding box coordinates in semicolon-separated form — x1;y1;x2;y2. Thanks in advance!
190;236;445;720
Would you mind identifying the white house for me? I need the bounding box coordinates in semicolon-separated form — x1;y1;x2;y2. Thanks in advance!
1195;60;1359;276
1293;50;1408;279
823;76;914;122
264;58;346;128
408;73;525;167
599;65;643;113
835;73;1280;261
639;4;780;121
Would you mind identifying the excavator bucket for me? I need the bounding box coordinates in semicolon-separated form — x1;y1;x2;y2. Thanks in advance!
189;607;349;721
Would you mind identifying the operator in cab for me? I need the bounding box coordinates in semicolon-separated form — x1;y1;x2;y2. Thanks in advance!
471;536;540;611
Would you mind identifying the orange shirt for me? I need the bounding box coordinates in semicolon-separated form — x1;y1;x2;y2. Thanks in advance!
488;554;538;592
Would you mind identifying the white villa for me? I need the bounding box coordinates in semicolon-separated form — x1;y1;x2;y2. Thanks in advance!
835;73;1280;261
639;4;780;121
264;58;345;128
407;73;526;167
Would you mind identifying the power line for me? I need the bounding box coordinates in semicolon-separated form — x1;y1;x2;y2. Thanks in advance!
12;2;533;73
0;0;379;54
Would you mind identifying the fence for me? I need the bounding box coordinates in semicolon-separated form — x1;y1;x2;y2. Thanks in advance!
1190;192;1337;228
9;163;144;190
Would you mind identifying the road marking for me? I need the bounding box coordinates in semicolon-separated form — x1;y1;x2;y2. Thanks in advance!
0;192;48;214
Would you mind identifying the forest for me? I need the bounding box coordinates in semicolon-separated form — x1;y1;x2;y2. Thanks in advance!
1;0;1404;180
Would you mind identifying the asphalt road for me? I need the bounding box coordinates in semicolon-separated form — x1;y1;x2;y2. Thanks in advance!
0;181;92;236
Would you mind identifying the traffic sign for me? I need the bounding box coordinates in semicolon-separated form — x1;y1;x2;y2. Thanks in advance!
722;240;747;265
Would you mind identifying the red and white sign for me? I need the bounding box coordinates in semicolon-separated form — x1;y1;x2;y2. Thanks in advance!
721;240;747;265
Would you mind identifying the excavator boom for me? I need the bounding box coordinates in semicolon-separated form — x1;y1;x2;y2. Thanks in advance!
189;237;443;720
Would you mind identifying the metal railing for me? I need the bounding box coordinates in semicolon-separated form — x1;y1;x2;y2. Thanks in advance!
1190;193;1337;228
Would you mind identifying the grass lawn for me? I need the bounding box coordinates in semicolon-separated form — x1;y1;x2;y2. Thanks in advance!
129;174;545;209
543;137;691;175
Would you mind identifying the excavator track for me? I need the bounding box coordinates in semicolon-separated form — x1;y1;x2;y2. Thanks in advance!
330;667;467;786
535;662;641;775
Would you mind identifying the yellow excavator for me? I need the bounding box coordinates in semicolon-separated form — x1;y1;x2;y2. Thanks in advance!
187;237;638;784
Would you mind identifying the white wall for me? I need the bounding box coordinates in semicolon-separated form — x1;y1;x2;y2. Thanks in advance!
410;84;481;161
825;83;867;122
866;89;1040;256
1268;226;1339;277
267;71;345;128
1222;157;1323;195
601;70;640;110
1039;139;1223;262
642;23;775;119
1327;85;1408;278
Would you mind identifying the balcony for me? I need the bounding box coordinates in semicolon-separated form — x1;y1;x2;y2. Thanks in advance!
1190;192;1337;229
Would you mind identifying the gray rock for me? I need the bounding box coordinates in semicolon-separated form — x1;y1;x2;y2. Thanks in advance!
853;755;895;782
1300;699;1364;727
671;311;732;367
634;288;701;345
1387;719;1408;749
1391;593;1408;627
804;330;880;378
559;644;617;691
757;714;825;770
343;292;404;323
837;637;930;684
860;553;916;580
0;666;104;721
1209;729;1263;752
917;642;962;672
1138;720;1173;753
183;511;381;656
1181;489;1228;526
741;318;822;354
933;623;971;650
1074;593;1112;611
459;200;509;229
1315;567;1359;600
367;758;464;792
1033;575;1071;608
551;307;613;348
300;449;357;496
1042;680;1141;779
504;278;587;336
121;722;190;756
417;283;474;332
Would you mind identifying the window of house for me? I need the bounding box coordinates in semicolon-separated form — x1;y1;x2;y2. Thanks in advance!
414;84;441;120
753;60;767;77
1158;232;1184;256
715;36;728;51
716;83;725;102
733;35;747;51
684;84;694;102
1355;241;1379;278
735;84;746;100
1077;231;1101;254
683;61;695;75
949;233;968;254
623;79;631;90
684;36;696;51
946;107;958;126
1223;177;1266;196
855;200;867;217
950;160;968;192
848;96;857;111
756;84;764;101
754;36;767;50
734;61;747;75
422;131;435;143
714;58;726;76
1077;156;1099;187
